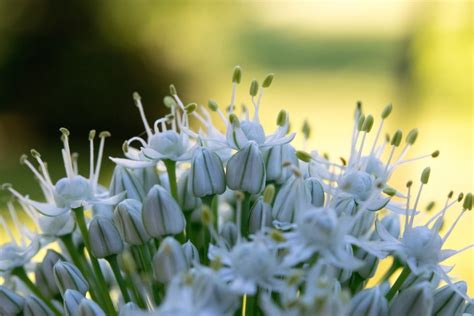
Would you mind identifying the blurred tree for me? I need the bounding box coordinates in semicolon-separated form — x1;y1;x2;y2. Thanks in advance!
0;0;179;142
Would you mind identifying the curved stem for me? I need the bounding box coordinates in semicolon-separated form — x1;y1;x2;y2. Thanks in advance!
107;255;131;302
73;207;116;315
385;266;411;301
163;159;178;201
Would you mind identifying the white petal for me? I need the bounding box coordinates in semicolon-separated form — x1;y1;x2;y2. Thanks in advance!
109;157;155;168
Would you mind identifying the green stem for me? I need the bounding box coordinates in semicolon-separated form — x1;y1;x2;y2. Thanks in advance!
241;193;251;238
385;266;411;301
73;207;116;315
60;234;101;304
164;159;178;201
107;255;131;302
381;258;401;282
13;267;61;315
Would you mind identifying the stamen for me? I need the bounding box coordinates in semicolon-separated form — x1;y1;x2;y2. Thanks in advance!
89;130;96;180
442;209;466;244
133;92;153;140
395;150;439;166
0;215;15;244
30;149;53;186
425;199;458;226
93;131;111;191
60;128;74;179
7;202;25;246
71;152;79;175
127;137;148;148
20;155;54;193
404;181;412;232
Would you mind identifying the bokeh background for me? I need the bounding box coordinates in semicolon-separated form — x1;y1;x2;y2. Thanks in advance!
0;0;472;294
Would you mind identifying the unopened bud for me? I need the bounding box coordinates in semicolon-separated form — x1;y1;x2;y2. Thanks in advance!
77;298;105;316
389;282;433;316
190;147;226;197
113;199;150;246
23;295;53;316
432;281;467;316
63;289;84;316
35;249;64;299
182;240;200;265
249;198;272;233
305;177;325;207
153;237;188;283
0;286;25;315
53;261;89;295
89;216;124;258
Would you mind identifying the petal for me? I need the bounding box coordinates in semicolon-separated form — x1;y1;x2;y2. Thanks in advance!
109;157;155;169
27;199;69;217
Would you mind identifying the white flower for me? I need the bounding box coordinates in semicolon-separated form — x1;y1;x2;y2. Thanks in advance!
209;239;288;294
281;207;386;269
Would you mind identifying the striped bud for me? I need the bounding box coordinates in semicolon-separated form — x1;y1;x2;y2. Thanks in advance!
432;281;467;316
53;261;89;295
153;237;188;283
226;142;266;194
249;197;272;234
182;240;200;265
349;287;388;316
63;290;84;316
305;177;325;207
264;144;298;184
88;216;124;258
109;166;146;201
389;282;433;316
177;170;202;211
23;295;54;316
35;249;64;299
77;298;105;316
190;147;226;197
0;286;25;315
220;221;238;248
143;185;186;237
113;199;150;246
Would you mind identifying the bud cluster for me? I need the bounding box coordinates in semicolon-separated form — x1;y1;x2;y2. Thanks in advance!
0;67;472;316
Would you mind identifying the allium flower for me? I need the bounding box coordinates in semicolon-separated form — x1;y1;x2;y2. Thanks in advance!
209;238;289;294
281;206;385;269
5;129;124;217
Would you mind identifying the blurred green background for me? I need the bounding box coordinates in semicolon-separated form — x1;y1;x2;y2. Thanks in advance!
0;0;472;293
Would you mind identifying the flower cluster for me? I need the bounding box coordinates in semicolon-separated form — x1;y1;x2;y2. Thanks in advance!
1;67;472;316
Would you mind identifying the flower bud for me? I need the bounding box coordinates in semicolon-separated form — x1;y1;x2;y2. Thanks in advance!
220;221;238;248
88;216;124;258
0;286;25;315
264;144;298;184
272;175;310;223
113;199;150;245
77;298;105;316
23;295;54;316
133;166;161;194
305;177;325;207
190;147;226;197
54;261;89;295
143;185;186;237
177;170;202;211
226;142;266;194
389;282;433;316
182;240;200;265
152;237;189;283
379;214;400;238
35;249;65;298
63;289;84;316
349;287;388;316
109;166;146;201
432;281;467;316
249;197;272;234
119;302;141;316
